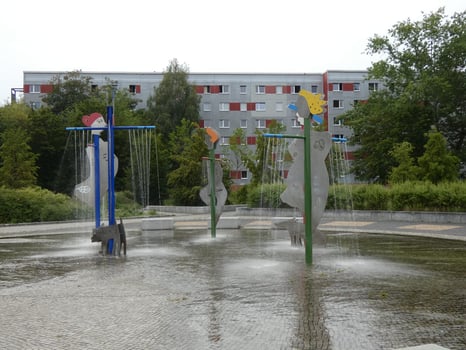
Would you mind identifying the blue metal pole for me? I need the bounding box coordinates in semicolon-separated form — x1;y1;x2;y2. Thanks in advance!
107;105;116;226
93;134;101;229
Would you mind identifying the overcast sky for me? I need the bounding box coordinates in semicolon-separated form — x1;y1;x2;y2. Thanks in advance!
1;0;464;105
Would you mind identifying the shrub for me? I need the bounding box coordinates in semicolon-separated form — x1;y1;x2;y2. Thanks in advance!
227;184;249;205
246;183;288;208
0;186;82;223
327;182;466;212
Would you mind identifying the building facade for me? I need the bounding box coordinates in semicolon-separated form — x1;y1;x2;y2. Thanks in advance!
22;70;382;185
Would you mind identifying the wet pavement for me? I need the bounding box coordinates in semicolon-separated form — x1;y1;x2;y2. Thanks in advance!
0;220;465;349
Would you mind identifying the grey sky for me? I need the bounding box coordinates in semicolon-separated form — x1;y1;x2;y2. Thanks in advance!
1;0;464;105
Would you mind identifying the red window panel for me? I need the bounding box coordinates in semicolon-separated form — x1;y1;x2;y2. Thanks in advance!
135;85;141;94
265;119;273;128
265;85;276;94
23;84;30;93
210;85;220;93
247;136;256;145
199;120;205;127
282;85;291;94
247;103;256;111
230;170;241;179
215;154;221;159
230;102;240;111
40;84;53;93
283;170;289;179
343;83;353;91
345;151;355;160
195;85;204;94
328;84;333;92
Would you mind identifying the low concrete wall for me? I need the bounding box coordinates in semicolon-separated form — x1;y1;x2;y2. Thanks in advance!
234;207;301;217
146;205;242;215
323;210;466;224
146;206;466;224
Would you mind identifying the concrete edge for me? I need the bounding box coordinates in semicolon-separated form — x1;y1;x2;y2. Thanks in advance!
318;226;466;242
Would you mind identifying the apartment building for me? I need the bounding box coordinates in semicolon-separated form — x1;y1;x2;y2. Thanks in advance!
22;70;382;184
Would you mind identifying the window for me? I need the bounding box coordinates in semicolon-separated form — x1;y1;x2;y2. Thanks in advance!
333;100;344;108
219;119;230;128
240;119;248;128
311;85;318;93
219;103;230;111
129;85;137;93
369;82;378;92
292;118;301;128
219;85;230;94
256;85;265;94
332;83;343;91
240;103;247;111
204;86;211;94
332;134;345;141
203;119;212;127
241;171;248;179
203;103;211;112
256;119;266;129
256;102;266;111
30;101;41;109
275;102;283;112
240;85;247;94
353;83;360;91
292;85;301;94
276;86;283;94
220;136;230;145
333;117;342;126
353;100;360;106
30;84;40;93
91;84;98;91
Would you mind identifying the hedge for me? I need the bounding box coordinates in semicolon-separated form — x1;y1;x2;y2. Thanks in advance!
327;181;466;212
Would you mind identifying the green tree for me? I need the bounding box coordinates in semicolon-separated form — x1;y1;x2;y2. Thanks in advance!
227;121;286;186
226;127;250;173
346;8;466;182
42;70;103;116
166;119;207;205
389;141;421;183
0;103;30;133
26;107;70;192
417;130;459;183
0;128;38;188
146;59;200;139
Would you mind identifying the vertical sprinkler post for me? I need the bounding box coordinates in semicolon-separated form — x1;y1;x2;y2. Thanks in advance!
93;134;101;229
303;117;312;264
66;106;155;255
204;127;220;238
107;105;116;227
264;90;327;265
209;146;216;238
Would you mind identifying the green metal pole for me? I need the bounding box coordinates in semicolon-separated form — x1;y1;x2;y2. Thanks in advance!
209;147;216;238
303;117;312;265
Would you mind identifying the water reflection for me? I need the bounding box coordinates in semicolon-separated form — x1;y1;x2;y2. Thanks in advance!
0;228;465;349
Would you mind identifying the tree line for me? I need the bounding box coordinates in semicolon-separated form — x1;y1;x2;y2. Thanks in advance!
0;8;464;214
344;8;465;184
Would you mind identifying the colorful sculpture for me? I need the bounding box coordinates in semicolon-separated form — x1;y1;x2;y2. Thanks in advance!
73;112;119;208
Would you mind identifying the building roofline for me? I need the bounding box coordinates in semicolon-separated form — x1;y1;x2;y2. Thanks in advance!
324;69;369;73
24;70;367;76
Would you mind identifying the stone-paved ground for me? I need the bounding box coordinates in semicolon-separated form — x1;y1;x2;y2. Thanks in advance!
0;229;465;349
